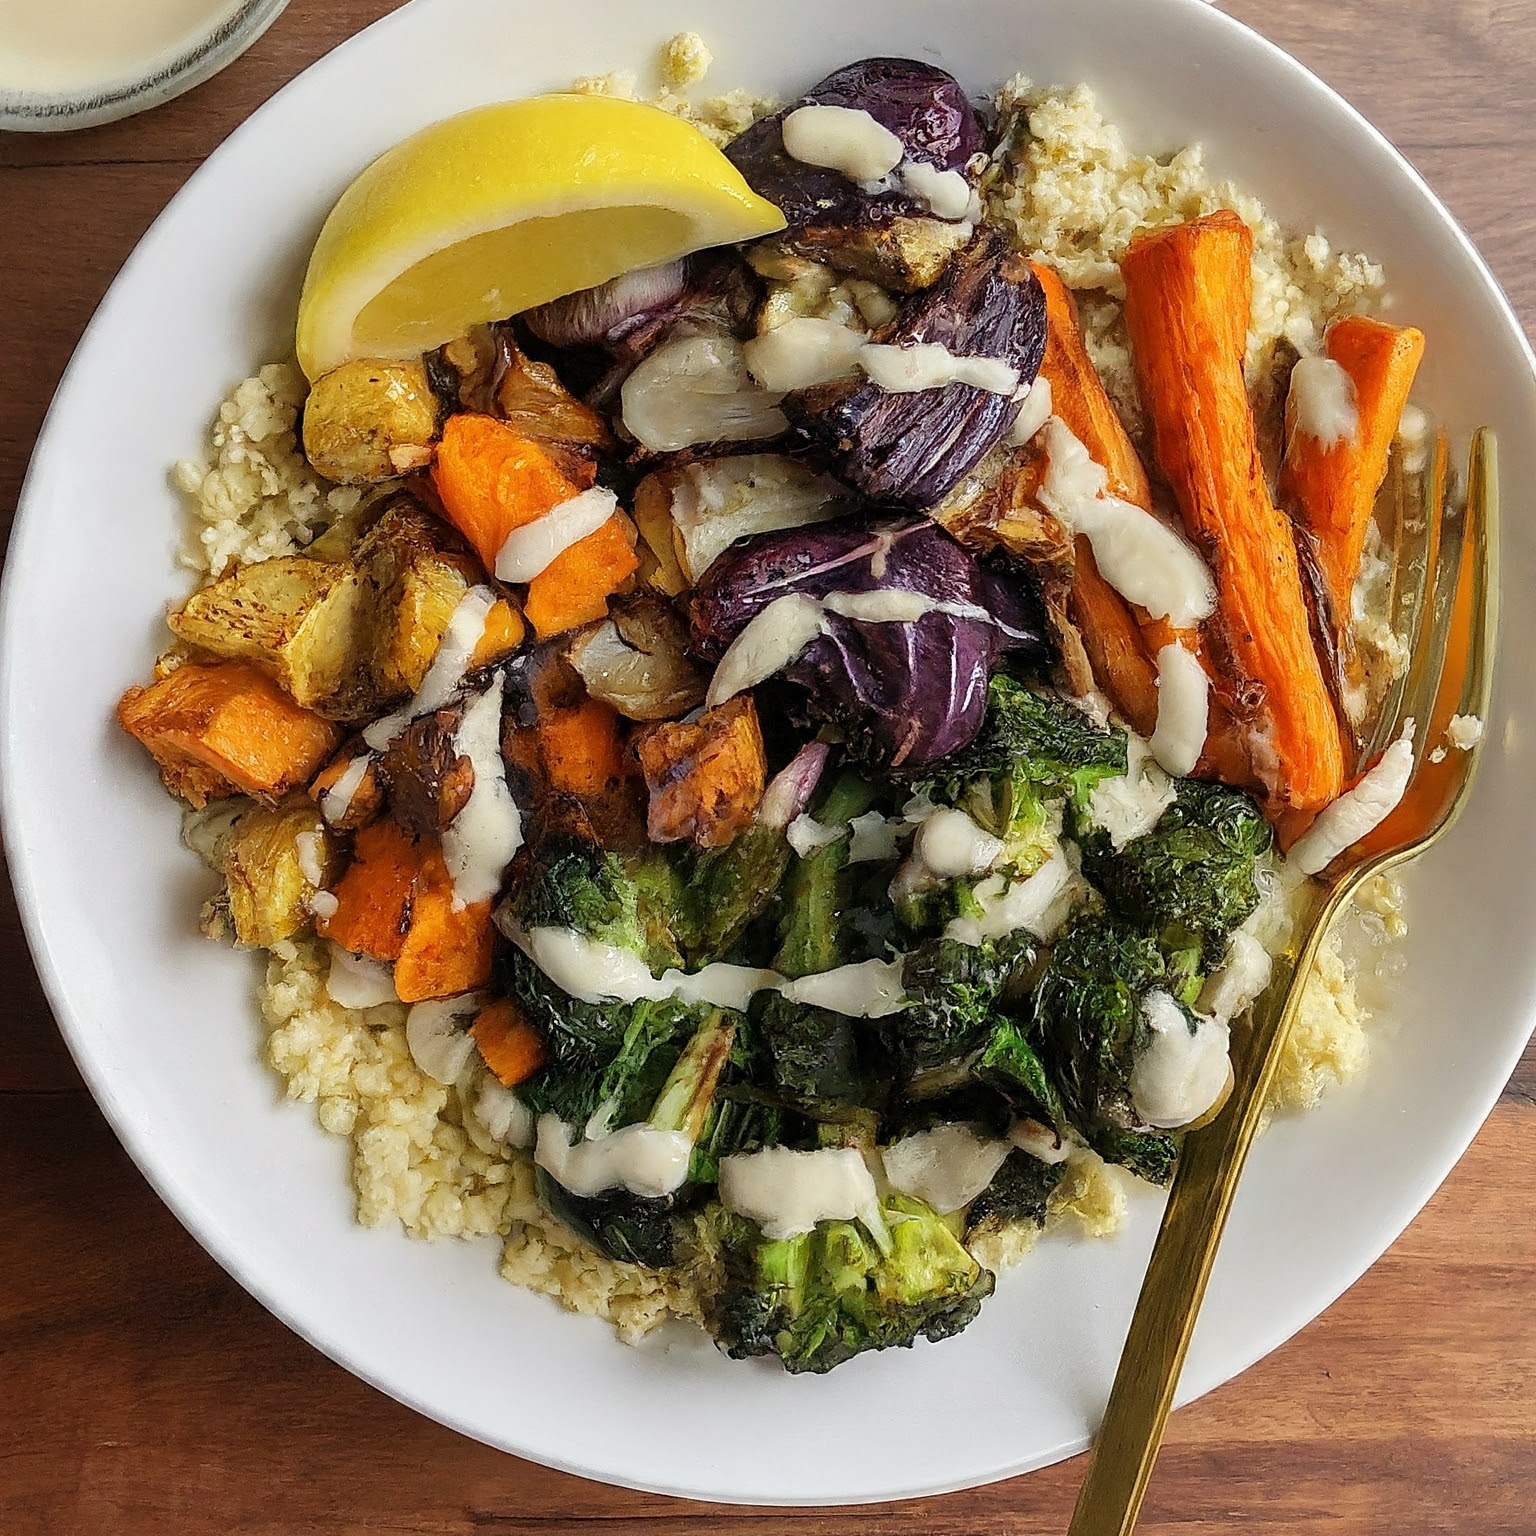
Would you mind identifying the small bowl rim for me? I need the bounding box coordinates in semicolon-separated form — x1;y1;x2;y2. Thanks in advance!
0;0;291;133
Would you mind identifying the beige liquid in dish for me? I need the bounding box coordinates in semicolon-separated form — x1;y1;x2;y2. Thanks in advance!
0;0;244;96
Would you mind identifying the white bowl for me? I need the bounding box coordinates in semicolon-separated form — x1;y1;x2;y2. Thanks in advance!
0;0;290;133
3;0;1533;1507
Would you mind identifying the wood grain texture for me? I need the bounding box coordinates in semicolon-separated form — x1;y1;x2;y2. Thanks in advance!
1;0;1534;1528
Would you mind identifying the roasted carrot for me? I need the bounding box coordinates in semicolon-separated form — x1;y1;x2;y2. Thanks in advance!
538;696;629;800
1121;210;1346;810
522;513;640;639
394;841;495;1003
1279;315;1426;622
118;660;342;808
430;414;583;573
314;817;417;961
470;999;548;1087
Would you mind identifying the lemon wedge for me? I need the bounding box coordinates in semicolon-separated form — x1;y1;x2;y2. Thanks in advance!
295;94;786;380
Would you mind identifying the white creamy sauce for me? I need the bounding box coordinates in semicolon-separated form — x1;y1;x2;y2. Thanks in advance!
493;487;617;583
744;318;1019;398
515;926;779;1014
0;0;243;96
473;1078;534;1150
309;890;339;921
1198;926;1273;1024
779;958;908;1018
669;454;848;582
786;813;843;858
1008;1118;1072;1166
1147;643;1210;777
324;943;399;1010
1288;720;1416;877
294;829;326;889
781;103;904;182
913;807;1003;881
535;1115;694;1199
364;587;495;751
1037;418;1217;628
718;1145;887;1242
405;996;482;1086
704;594;826;708
820;588;936;624
1130;991;1231;1130
945;847;1080;947
897;159;977;221
1288;355;1359;450
860;342;1020;396
847;810;903;864
320;753;372;827
620;333;787;454
881;1124;1012;1214
1085;738;1176;851
1008;376;1054;445
1396;403;1432;474
441;672;523;910
742;316;869;392
1446;713;1485;751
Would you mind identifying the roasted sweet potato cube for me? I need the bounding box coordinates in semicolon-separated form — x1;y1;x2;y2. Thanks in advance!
470;999;548;1088
118;660;342;807
394;842;495;1003
314;817;418;962
634;696;766;849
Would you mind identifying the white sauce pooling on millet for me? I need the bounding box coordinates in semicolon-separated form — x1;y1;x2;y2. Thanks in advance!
404;995;481;1086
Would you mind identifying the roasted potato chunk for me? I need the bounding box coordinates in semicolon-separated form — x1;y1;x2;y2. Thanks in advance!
168;556;371;712
634;695;766;849
493;334;614;482
566;597;705;722
302;360;441;484
203;795;336;948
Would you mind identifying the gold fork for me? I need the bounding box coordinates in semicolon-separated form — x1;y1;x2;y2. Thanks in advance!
1068;428;1500;1536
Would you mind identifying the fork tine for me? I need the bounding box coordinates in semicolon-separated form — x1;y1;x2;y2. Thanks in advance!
1368;427;1449;764
1356;428;1497;863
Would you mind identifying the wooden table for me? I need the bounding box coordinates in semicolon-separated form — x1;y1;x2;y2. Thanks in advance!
3;3;1533;1530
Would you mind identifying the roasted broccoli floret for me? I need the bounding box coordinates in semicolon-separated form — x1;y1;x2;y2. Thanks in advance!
964;1149;1069;1244
535;1008;739;1267
1026;913;1181;1184
890;933;1035;1079
923;676;1128;808
709;1193;995;1374
751;771;896;1117
1075;778;1273;965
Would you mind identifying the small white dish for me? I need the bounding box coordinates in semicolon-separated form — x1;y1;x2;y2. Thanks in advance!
0;0;289;133
2;0;1533;1506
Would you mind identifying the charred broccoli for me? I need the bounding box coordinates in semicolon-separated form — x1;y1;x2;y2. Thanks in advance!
889;933;1034;1080
709;1193;995;1374
1075;778;1272;965
964;1149;1069;1245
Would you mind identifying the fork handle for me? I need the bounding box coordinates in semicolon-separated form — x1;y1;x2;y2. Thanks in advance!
1067;879;1345;1535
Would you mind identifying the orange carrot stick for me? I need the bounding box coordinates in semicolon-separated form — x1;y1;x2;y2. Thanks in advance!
1120;211;1346;811
1279;315;1425;622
